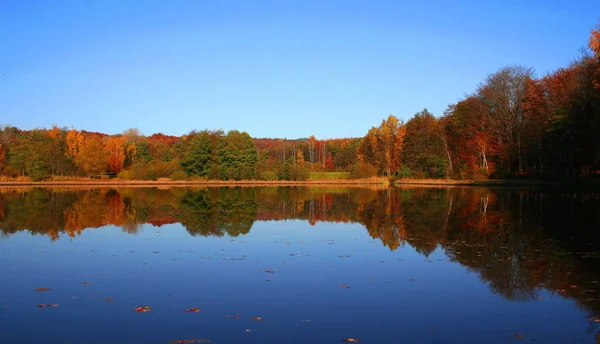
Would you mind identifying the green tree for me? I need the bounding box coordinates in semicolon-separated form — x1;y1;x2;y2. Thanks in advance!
7;130;53;181
217;130;258;180
401;109;448;178
181;130;222;177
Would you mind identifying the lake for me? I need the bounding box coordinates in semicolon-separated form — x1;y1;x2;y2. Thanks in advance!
1;186;600;343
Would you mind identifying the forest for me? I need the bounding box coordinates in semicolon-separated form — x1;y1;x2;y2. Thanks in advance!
0;24;599;182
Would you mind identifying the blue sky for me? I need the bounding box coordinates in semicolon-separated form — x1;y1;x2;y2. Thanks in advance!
1;0;598;139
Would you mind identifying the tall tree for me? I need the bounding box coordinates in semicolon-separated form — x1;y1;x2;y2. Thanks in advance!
476;65;533;175
358;115;405;176
401;109;448;178
76;135;107;176
105;136;127;174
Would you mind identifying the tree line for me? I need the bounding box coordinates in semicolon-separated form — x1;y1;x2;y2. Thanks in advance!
1;23;599;181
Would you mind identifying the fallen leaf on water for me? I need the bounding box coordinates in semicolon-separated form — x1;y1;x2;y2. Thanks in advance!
510;334;525;339
342;338;360;343
81;282;92;286
107;298;113;302
537;296;543;299
250;317;262;321
35;288;51;292
37;304;59;308
168;339;211;344
184;308;200;313
233;315;240;319
588;317;600;323
153;251;160;254
245;329;252;333
301;319;312;322
133;306;151;313
339;284;351;289
265;270;276;274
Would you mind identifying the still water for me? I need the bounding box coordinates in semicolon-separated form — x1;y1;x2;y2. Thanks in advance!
1;186;600;343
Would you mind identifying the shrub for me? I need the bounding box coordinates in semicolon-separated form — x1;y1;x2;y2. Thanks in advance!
260;171;277;180
349;162;378;179
398;165;411;178
169;170;188;181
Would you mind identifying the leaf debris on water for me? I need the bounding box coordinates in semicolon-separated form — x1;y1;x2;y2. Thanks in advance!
342;338;360;342
168;339;211;344
264;270;276;274
37;304;59;308
35;288;51;292
184;307;200;313
510;334;525;339
133;306;151;313
250;317;262;321
81;281;92;286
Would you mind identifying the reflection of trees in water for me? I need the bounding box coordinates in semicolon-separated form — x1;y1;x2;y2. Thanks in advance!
1;186;600;319
178;187;256;237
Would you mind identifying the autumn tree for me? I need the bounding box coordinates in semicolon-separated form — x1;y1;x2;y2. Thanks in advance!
358;115;405;176
76;135;107;176
104;136;126;174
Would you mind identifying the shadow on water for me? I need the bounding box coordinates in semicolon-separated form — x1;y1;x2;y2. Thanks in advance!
2;186;600;332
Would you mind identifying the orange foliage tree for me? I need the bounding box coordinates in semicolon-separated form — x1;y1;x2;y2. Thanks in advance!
104;136;126;174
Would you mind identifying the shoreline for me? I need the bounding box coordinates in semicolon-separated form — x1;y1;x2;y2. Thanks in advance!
393;178;599;187
0;178;596;188
0;178;389;187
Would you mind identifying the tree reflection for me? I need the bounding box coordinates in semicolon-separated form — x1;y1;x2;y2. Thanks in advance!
1;185;600;321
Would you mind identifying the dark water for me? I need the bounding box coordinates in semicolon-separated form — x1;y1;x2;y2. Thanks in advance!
1;186;600;343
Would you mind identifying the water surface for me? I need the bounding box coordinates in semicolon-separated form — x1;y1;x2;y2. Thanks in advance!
1;186;600;343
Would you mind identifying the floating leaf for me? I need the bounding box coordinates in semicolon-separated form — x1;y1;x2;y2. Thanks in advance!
133;306;151;313
184;308;200;313
342;338;360;343
35;288;51;292
168;339;211;344
37;304;59;308
81;281;92;286
250;317;262;321
510;334;525;339
106;298;113;302
339;284;351;289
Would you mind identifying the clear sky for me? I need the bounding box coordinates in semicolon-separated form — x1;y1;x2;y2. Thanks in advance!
1;0;599;139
